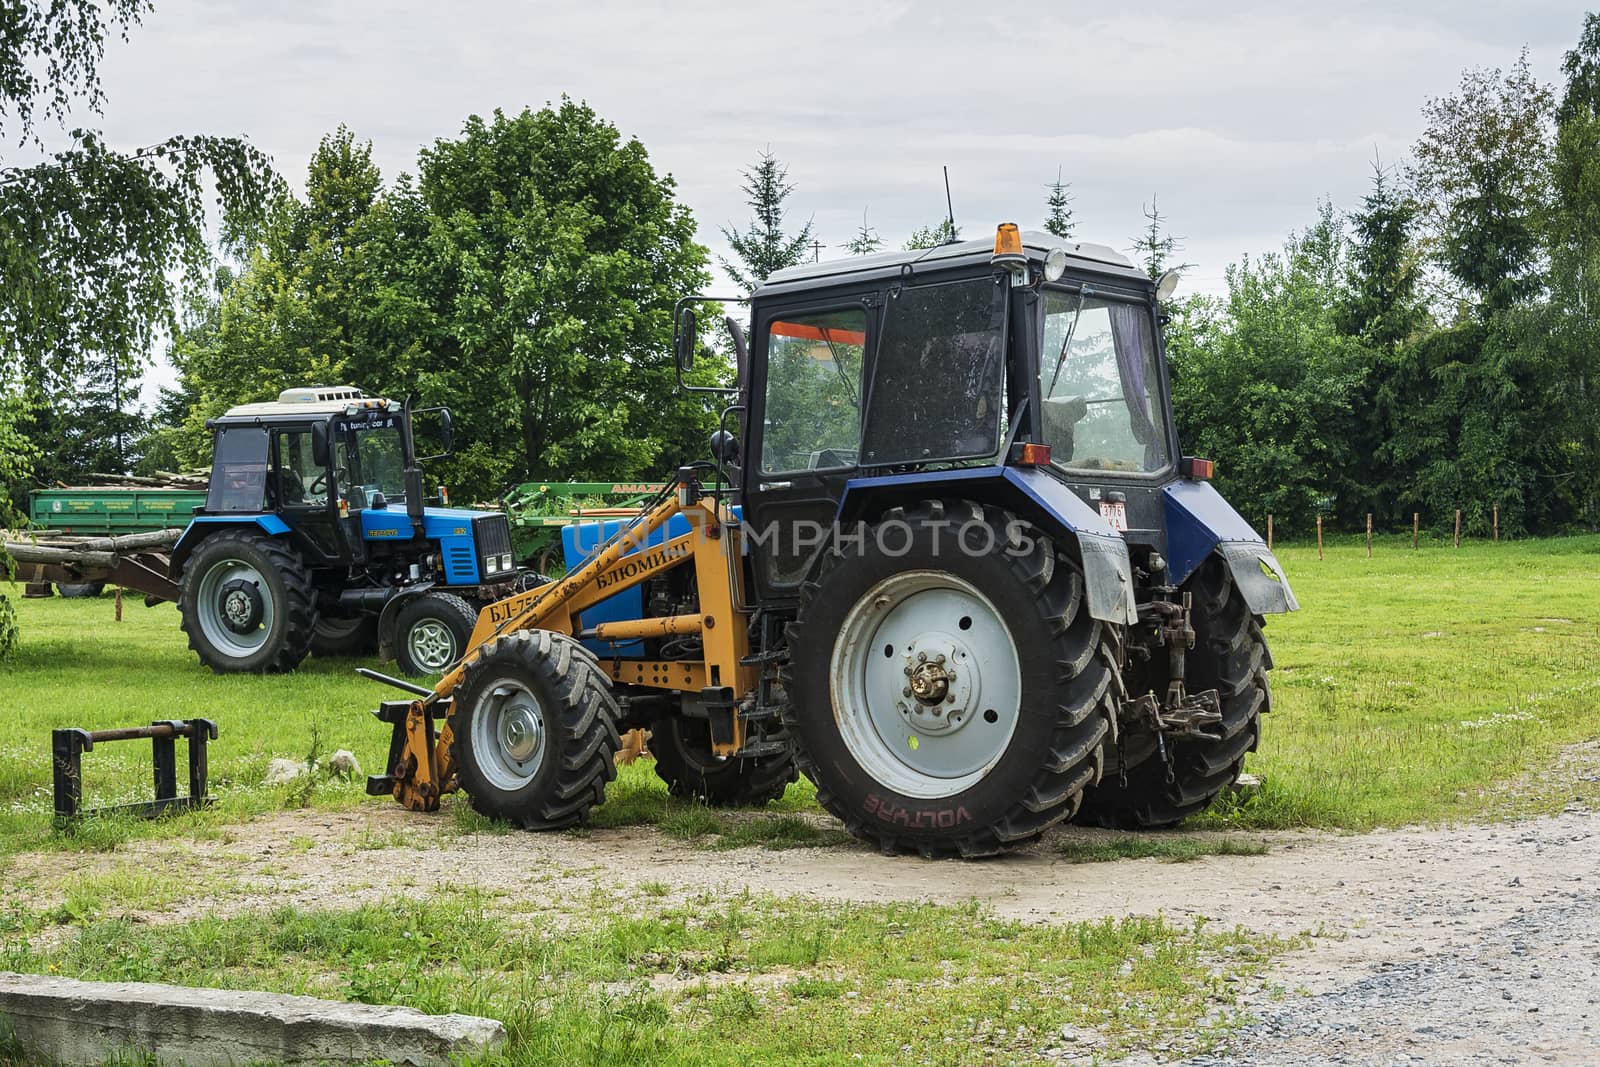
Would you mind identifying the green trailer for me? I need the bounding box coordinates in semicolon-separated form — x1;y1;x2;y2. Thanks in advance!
29;487;207;536
20;487;204;597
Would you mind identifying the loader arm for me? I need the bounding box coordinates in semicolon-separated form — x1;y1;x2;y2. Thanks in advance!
368;475;757;811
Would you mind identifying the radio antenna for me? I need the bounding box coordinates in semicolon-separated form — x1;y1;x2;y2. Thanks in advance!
943;165;958;243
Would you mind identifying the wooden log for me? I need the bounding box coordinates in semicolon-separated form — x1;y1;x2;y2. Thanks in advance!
4;529;182;554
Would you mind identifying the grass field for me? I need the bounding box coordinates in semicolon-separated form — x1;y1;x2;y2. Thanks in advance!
1;535;1597;1064
4;533;1596;853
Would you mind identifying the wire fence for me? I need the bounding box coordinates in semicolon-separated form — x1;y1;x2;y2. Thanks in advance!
1272;506;1502;560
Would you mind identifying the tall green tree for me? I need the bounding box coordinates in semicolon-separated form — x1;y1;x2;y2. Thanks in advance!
1044;168;1076;239
164;102;723;500
1545;11;1600;525
718;149;812;291
1409;50;1554;311
0;1;276;507
1166;204;1367;531
1337;161;1430;523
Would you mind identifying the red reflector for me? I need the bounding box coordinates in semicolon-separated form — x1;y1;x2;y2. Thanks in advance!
1180;456;1214;480
1013;442;1052;466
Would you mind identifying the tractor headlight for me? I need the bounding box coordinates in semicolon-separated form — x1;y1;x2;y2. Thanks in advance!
500;553;514;573
485;555;501;575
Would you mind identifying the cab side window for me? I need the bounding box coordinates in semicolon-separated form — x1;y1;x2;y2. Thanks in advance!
206;428;269;513
760;308;868;475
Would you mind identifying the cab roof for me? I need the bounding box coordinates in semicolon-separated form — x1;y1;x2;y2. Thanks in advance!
216;386;397;423
757;229;1149;297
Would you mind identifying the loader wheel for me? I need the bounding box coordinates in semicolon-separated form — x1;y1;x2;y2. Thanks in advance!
448;629;621;829
394;593;478;676
650;714;797;806
1075;556;1270;829
178;531;317;674
310;613;379;658
782;500;1118;858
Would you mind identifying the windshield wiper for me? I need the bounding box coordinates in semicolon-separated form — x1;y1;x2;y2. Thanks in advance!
1046;289;1089;396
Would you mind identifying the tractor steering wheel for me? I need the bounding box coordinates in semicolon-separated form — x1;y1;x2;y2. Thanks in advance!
309;471;329;495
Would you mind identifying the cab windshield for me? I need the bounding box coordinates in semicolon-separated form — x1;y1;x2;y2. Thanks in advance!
1038;291;1169;473
335;416;407;508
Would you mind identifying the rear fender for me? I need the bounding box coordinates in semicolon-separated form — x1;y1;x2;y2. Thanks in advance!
170;514;291;576
1164;480;1298;615
834;466;1138;626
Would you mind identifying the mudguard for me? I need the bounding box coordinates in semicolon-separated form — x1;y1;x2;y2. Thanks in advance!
170;514;292;576
1164;480;1298;615
835;466;1139;626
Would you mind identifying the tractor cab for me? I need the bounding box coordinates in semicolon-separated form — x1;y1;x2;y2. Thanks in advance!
173;386;518;677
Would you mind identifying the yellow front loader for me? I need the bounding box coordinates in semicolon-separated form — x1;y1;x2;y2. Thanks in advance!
363;472;782;826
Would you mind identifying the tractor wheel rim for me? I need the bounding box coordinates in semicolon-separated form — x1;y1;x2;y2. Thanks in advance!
195;557;274;657
830;570;1022;800
407;620;457;672
472;678;547;790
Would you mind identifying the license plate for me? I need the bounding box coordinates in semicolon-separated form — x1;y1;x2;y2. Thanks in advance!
1098;501;1129;532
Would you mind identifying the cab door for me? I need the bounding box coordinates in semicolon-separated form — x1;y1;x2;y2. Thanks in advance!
740;296;876;604
273;427;349;565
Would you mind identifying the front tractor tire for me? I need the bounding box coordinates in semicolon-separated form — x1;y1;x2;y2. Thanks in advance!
650;713;797;806
1075;557;1271;829
782;501;1118;858
394;593;478;676
178;530;318;674
448;629;622;830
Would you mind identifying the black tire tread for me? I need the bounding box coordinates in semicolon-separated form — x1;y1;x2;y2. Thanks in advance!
395;592;479;675
650;714;798;807
178;531;317;674
780;499;1118;858
1075;557;1271;829
447;629;621;830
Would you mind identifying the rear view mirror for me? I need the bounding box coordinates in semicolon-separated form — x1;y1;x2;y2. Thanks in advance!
674;306;698;371
439;408;455;452
311;421;330;467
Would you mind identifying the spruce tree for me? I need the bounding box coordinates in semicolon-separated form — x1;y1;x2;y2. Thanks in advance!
718;149;813;291
844;209;883;255
1044;168;1076;239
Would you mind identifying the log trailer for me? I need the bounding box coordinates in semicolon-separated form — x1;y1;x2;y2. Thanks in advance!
365;225;1298;856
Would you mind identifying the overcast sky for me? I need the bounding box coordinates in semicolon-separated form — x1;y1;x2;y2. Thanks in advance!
69;0;1585;406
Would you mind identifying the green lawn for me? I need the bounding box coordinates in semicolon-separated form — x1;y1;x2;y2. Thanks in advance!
2;533;1598;855
1212;533;1600;829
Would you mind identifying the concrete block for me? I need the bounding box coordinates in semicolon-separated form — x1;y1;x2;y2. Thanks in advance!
0;972;506;1066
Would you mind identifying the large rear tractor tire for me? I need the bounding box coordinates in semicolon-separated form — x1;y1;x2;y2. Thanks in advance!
310;613;380;658
650;714;797;806
178;531;317;674
782;500;1118;858
448;629;621;829
394;593;478;676
1075;556;1270;829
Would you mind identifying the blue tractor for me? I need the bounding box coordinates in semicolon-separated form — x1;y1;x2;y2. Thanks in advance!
368;225;1297;855
172;387;520;675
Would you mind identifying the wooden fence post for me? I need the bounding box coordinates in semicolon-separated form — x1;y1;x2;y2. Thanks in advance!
1267;514;1273;550
1454;510;1461;548
1366;513;1373;559
1316;515;1323;561
114;586;123;623
1493;505;1499;543
1413;512;1419;549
